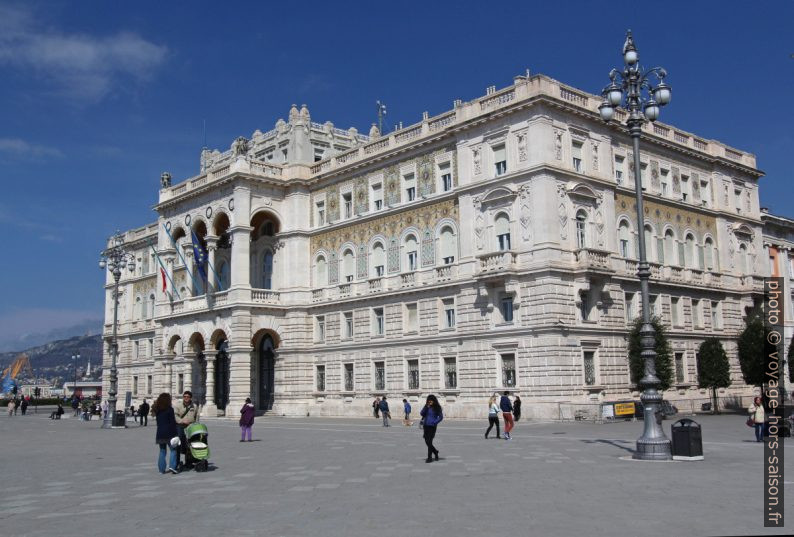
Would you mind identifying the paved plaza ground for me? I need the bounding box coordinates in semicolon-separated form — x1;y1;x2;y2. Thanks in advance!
0;409;790;537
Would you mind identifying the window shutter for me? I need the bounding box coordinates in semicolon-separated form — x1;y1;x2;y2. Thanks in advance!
697;246;705;270
493;145;506;163
656;237;664;264
677;242;685;266
495;214;510;236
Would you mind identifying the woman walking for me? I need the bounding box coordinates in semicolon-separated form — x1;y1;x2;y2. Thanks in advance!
485;395;500;439
513;395;522;422
152;393;179;474
748;396;765;442
240;397;255;442
419;394;443;463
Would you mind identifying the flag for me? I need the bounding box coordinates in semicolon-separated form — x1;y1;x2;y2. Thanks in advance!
191;231;209;283
160;267;169;297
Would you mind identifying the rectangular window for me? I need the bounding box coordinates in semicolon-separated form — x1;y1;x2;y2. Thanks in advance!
149;338;154;357
177;373;184;395
681;175;690;202
343;193;353;219
372;183;382;211
661;169;669;196
440;162;452;191
572;141;583;173
583;351;596;386
692;299;702;328
620;237;629;258
344;312;354;339
405;303;418;333
500;295;514;323
134;341;140;359
407;359;420;390
316;365;325;392
442;298;456;329
316;316;325;342
133;376;139;396
501;354;516;387
614;156;624;184
734;189;742;213
443;256;454;265
375;265;384;277
147;375;152;394
675;352;685;383
314;148;324;162
493;144;507;176
650;294;659;317
498;233;511;251
344;363;354;392
316;201;325;226
403;173;416;202
625;292;636;322
711;301;721;329
444;357;457;389
373;308;384;335
671;297;681;326
407;251;418;271
700;180;711;207
374;361;385;391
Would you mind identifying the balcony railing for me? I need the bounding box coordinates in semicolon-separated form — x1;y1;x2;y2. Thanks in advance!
368;277;383;293
401;272;416;288
251;290;280;304
312;289;325;302
574;248;611;270
435;265;454;282
477;251;517;273
338;283;352;297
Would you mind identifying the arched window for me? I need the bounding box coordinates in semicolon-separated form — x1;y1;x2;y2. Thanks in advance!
644;225;654;261
342;249;355;283
439;226;456;264
575;210;588;249
618;220;631;258
404;235;418;272
371;242;385;278
315;256;327;286
685;234;696;268
739;244;748;274
664;229;675;265
262;221;275;237
495;213;511;251
148;293;155;320
262;251;273;289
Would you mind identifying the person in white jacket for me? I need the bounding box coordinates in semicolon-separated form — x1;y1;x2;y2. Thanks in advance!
484;395;501;439
748;396;765;442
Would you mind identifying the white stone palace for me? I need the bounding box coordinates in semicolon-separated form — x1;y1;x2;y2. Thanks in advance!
102;73;775;419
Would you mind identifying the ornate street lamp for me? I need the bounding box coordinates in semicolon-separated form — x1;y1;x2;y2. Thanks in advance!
71;353;80;399
99;231;135;429
599;31;673;460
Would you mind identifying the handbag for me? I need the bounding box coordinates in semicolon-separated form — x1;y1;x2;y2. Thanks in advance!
745;418;754;428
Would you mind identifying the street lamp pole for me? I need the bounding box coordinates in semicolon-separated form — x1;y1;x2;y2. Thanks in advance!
598;31;673;460
99;231;135;429
72;353;79;400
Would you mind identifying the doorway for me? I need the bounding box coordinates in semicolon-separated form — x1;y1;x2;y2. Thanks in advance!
214;340;230;410
257;334;275;411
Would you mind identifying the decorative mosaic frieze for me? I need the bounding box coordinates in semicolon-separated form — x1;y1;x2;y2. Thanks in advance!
327;184;340;223
421;229;434;267
388;238;400;273
354;177;368;215
384;165;400;207
650;160;660;190
329;251;339;284
417;154;435;197
615;193;717;244
671;166;681;194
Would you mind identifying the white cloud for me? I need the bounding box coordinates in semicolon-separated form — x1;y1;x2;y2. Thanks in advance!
0;5;168;103
0;138;63;159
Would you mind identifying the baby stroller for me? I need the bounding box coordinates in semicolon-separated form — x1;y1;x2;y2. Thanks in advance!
184;422;210;472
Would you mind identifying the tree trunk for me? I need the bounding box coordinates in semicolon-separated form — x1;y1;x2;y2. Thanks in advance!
711;387;719;415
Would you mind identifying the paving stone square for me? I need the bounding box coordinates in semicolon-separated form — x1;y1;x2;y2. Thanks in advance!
0;412;790;536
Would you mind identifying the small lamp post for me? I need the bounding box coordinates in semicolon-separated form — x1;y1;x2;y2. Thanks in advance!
598;31;673;461
99;231;136;429
71;353;80;400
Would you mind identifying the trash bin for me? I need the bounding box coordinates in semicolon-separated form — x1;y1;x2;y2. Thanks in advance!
671;418;703;460
112;410;126;427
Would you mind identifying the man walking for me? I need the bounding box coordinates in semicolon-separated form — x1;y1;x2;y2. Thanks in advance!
402;398;412;426
71;397;80;418
500;391;514;440
138;399;150;426
174;391;198;469
373;397;381;419
20;398;28;415
379;396;390;427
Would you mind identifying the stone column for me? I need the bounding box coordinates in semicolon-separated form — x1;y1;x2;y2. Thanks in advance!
227;346;253;414
182;244;195;295
229;185;252;302
163;355;174;394
182;352;194;393
205;235;219;294
203;355;217;417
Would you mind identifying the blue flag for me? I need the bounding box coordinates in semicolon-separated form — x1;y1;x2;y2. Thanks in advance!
191;231;209;283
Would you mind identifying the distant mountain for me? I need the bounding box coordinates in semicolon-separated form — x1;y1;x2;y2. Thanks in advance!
0;334;103;382
0;318;103;353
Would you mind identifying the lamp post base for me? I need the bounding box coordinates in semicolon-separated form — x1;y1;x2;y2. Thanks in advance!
633;438;672;460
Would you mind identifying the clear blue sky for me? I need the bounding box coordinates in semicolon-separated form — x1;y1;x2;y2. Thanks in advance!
0;0;791;350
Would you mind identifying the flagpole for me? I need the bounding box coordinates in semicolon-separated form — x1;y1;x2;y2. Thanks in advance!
149;243;181;300
192;230;223;292
163;225;204;293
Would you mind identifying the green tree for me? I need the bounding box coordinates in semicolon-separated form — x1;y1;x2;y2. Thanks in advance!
737;314;769;387
628;315;673;392
696;338;731;413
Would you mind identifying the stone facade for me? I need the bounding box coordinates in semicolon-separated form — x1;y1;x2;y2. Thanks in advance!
102;74;769;420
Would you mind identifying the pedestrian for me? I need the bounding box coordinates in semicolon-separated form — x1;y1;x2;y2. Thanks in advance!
6;399;13;417
50;403;64;420
402;399;412;426
373;397;381;418
748;396;765;442
173;391;197;469
138;399;150;426
81;400;91;421
500;391;514;440
379;396;390;427
20;398;28;415
485;395;501;439
71;397;80;417
130;405;137;423
240;397;255;442
152;393;179;474
13;398;20;415
420;394;443;463
513;395;522;422
102;400;109;420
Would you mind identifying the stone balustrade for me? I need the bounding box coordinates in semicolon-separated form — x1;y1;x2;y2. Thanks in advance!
401;272;416;287
478;251;517;273
251;289;280;304
574;248;611;270
368;277;383;293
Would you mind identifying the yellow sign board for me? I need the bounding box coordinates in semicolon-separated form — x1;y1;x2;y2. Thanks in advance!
614;402;636;416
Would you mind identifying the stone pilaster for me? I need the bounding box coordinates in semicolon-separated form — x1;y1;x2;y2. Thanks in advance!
205;235;219;294
203;355;217;417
